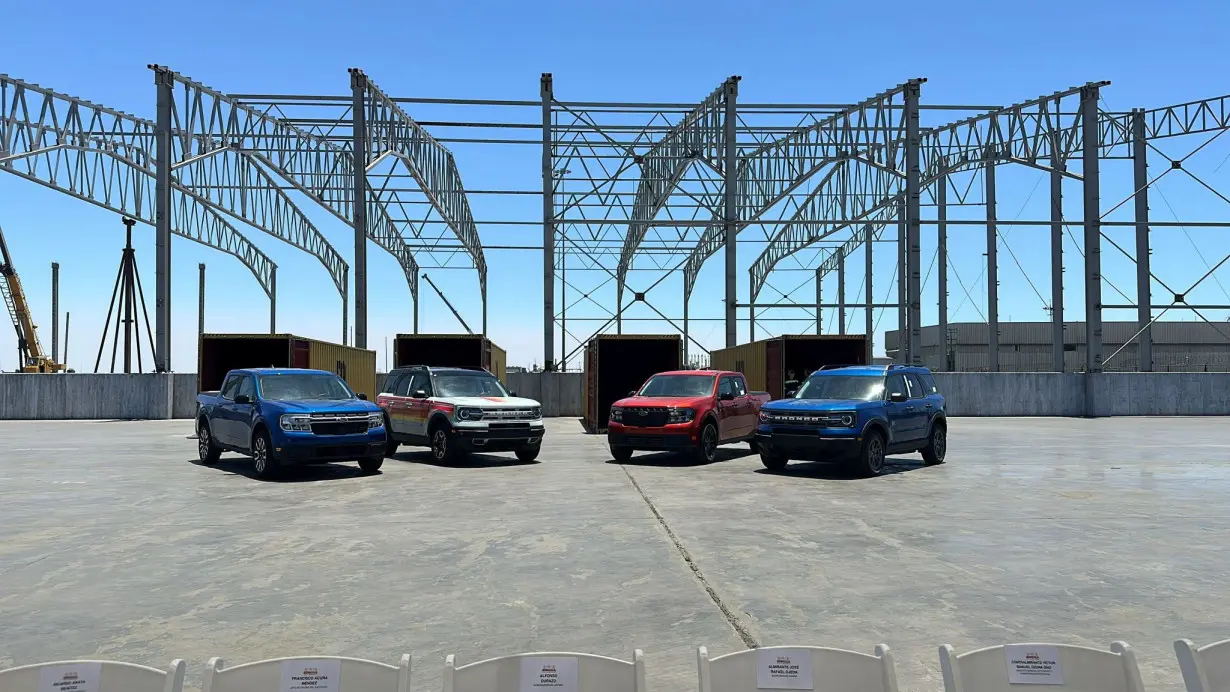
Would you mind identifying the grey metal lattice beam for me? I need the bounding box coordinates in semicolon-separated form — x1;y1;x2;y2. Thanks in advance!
351;69;487;297
683;79;923;302
0;74;276;295
1101;94;1230;148
151;66;419;299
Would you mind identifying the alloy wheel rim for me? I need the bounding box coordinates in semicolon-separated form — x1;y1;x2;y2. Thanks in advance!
703;427;717;459
935;429;946;459
198;428;209;458
254;438;266;473
869;438;885;472
433;431;447;459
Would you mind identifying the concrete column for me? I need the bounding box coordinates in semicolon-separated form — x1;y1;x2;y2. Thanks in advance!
153;67;173;372
1081;84;1104;377
723;76;740;348
350;69;369;349
541;73;555;370
1132;109;1153;371
986;151;1000;372
937;177;948;370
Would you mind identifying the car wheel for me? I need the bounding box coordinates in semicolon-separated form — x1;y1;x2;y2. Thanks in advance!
610;445;633;462
359;455;384;473
748;438;760;454
251;428;280;480
922;422;947;465
759;450;788;471
515;443;541;462
854;429;887;477
694;422;719;464
384;438;400;458
430;425;458;463
197;419;221;464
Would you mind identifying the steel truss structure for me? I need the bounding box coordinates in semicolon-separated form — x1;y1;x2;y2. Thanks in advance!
5;67;1230;378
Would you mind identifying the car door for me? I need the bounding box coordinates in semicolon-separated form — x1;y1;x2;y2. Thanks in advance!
405;372;434;438
904;373;931;440
212;374;242;446
382;373;413;436
715;376;738;441
231;375;258;450
730;375;754;438
882;372;917;444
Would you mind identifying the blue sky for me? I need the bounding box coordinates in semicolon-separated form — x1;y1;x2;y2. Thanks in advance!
3;0;1229;372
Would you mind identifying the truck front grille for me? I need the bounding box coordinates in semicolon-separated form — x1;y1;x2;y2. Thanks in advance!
622;407;669;427
309;413;370;436
764;413;847;427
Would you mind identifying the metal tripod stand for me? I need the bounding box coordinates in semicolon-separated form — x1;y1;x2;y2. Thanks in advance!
95;218;157;373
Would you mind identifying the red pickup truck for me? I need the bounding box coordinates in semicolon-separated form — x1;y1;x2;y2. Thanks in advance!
607;369;772;463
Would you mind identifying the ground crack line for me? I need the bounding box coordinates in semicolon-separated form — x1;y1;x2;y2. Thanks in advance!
618;464;759;649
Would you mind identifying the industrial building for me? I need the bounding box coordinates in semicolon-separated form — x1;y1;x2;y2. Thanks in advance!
885;322;1230;372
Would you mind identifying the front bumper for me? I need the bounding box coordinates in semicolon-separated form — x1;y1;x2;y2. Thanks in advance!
450;423;545;452
607;421;698;450
274;428;387;465
756;425;862;460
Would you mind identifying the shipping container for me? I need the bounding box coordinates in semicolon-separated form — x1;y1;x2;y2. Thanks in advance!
711;334;868;400
392;334;507;382
583;334;681;432
198;334;377;399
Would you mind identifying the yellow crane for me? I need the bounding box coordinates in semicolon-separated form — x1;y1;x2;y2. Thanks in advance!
0;223;63;373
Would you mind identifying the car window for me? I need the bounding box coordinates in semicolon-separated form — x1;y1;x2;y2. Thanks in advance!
391;374;412;397
219;375;241;400
410;373;434;397
382;373;401;395
884;373;908;400
905;373;927;399
718;377;734;397
731;376;747;397
919;371;940;395
236;376;256;400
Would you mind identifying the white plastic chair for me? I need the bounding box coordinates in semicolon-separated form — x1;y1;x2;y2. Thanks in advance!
443;651;644;692
939;642;1144;692
697;645;899;692
202;655;410;692
1176;638;1230;692
0;659;185;692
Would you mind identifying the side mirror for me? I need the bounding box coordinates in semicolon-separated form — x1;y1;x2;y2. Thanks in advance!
413;389;428;398
889;392;908;403
785;389;796;398
628;389;638;397
234;394;251;405
719;392;735;401
509;391;518;397
357;393;368;400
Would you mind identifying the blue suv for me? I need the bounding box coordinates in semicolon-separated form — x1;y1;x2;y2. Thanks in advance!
755;364;946;476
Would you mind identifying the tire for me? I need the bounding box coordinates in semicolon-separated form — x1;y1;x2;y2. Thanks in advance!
197;419;222;465
359;455;384;472
759;450;788;471
250;427;280;480
694;422;719;464
748;438;760;454
610;445;633;462
921;421;947;466
515;444;541;462
383;414;399;457
854;429;887;477
429;423;460;464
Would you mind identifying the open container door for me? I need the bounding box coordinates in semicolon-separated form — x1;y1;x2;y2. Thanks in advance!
198;334;293;393
588;334;681;432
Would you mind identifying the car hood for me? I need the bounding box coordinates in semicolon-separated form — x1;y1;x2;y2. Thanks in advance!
613;395;709;408
269;399;381;413
764;398;875;411
444;396;541;408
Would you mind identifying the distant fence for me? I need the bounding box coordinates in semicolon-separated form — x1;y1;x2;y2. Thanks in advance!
3;371;1227;420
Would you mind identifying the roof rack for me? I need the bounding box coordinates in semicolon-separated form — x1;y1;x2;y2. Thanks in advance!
817;364;863;370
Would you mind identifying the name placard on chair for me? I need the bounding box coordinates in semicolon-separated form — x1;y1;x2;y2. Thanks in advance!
520;657;579;692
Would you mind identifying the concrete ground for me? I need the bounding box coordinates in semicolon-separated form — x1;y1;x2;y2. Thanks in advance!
0;417;1227;692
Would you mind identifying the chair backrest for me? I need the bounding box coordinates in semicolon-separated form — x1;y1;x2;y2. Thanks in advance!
443;651;644;692
1176;638;1230;692
202;655;410;692
697;645;898;692
939;642;1144;692
0;659;185;692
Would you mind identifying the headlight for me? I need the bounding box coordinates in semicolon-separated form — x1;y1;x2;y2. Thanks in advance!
456;407;484;421
367;412;384;429
609;406;623;422
759;410;771;423
280;414;312;432
531;406;542;419
838;412;856;427
668;407;695;424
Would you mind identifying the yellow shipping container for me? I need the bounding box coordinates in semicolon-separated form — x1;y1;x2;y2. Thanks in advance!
710;334;868;400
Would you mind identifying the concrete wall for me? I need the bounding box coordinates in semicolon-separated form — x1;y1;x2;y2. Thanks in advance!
934;373;1087;417
0;374;174;420
507;372;584;417
173;374;199;419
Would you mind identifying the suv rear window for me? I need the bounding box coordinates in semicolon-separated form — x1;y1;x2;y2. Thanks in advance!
918;371;939;394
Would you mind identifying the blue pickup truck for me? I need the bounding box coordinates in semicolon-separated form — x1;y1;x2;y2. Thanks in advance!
755;364;947;477
196;368;387;479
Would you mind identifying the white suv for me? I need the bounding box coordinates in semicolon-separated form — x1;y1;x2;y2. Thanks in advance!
376;366;545;462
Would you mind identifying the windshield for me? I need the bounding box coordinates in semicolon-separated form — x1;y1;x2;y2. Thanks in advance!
434;372;510;398
637;374;715;397
794;374;883;401
258;373;355;401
